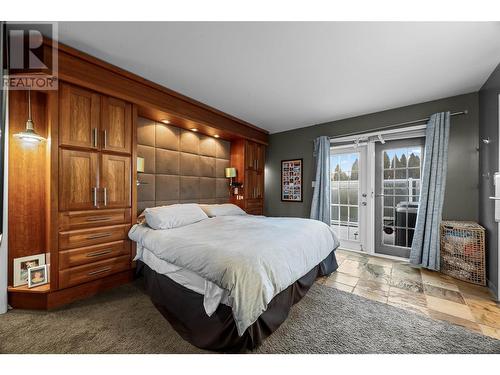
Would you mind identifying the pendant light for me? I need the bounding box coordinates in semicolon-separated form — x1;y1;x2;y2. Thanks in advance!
13;89;46;143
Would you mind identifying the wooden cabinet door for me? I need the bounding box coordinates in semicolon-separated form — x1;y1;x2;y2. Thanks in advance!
101;96;132;154
60;83;100;149
101;154;131;208
245;170;257;199
245;141;256;170
256;144;265;172
60;149;99;211
256;171;264;199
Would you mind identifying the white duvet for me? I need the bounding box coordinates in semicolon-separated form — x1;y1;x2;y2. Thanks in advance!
128;215;339;335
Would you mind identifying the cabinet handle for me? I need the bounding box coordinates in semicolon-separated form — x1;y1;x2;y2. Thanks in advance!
86;249;113;258
92;187;98;208
256;159;259;170
93;128;98;148
103;129;107;149
103;187;108;207
86;216;112;222
87;267;112;276
86;232;112;240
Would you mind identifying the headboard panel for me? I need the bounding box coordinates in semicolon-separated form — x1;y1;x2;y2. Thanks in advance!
137;117;231;214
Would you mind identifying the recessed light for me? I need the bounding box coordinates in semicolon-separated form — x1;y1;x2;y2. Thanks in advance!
161;119;170;124
190;128;198;132
213;134;220;138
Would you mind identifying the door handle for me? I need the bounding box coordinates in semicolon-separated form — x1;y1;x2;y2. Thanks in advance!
86;249;113;258
361;202;367;206
92;187;98;207
87;267;112;276
93;128;98;148
103;129;107;149
489;197;500;200
103;187;108;206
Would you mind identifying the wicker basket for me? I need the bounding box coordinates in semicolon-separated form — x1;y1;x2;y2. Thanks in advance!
440;221;486;286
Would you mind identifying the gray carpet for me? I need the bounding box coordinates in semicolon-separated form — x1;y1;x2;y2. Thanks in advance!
0;280;498;354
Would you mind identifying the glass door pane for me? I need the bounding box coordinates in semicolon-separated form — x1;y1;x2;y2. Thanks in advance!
375;138;424;258
330;146;367;251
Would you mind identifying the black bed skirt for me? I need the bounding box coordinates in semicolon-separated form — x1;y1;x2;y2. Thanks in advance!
139;250;338;352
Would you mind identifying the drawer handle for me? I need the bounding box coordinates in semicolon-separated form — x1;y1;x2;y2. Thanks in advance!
86;233;112;240
86;249;113;258
87;267;112;276
86;216;113;222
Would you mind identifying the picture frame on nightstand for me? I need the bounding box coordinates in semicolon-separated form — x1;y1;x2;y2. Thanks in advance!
13;254;46;287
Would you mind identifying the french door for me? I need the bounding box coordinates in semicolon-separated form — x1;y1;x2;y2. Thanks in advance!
374;138;424;258
330;145;369;251
331;136;424;259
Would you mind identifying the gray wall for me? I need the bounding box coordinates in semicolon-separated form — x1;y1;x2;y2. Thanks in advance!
479;63;500;299
265;93;479;224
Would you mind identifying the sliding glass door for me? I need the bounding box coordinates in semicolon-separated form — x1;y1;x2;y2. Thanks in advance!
374;138;424;258
330;145;369;251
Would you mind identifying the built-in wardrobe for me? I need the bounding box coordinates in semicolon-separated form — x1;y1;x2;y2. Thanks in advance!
7;39;268;309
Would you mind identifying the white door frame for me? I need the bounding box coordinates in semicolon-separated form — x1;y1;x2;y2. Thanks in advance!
331;126;426;259
330;144;370;252
497;94;500;299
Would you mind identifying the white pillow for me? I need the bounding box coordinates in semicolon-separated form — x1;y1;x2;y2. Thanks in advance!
199;203;247;217
145;204;208;230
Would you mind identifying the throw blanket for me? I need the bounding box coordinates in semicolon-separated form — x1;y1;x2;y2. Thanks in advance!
129;215;339;335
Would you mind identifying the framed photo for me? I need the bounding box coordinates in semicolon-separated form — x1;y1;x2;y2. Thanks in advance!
28;265;48;288
281;159;303;202
13;254;46;287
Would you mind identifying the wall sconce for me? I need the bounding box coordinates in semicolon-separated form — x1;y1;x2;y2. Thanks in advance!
136;157;147;186
137;157;145;173
225;167;242;195
13;89;46;143
225;167;236;186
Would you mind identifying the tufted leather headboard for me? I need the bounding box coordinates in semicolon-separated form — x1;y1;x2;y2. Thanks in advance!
136;117;231;215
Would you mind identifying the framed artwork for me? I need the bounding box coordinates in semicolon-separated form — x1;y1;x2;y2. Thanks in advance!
28;265;48;288
281;159;303;202
13;254;46;287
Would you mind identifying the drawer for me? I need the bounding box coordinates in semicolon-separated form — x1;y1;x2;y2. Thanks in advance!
59;224;130;250
59;240;131;269
59;209;131;230
246;207;263;215
59;255;130;289
245;199;263;210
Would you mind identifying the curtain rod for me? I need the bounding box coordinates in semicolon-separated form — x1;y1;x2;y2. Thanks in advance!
330;110;468;140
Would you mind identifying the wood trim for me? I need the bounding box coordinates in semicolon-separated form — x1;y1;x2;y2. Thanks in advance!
8;269;134;310
45;38;268;135
42;41;268;144
131;104;138;263
47;89;59;290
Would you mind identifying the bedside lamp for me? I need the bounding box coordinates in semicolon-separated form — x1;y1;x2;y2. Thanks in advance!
225;167;236;187
136;157;146;186
137;157;145;173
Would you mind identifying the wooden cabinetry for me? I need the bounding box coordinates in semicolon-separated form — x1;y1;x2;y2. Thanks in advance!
230;139;266;215
57;83;133;295
59;149;99;211
59;84;100;149
101;96;132;154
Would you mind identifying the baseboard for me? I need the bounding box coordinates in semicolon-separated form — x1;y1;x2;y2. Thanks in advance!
8;269;135;310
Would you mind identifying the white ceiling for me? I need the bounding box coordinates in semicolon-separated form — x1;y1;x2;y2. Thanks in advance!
56;22;500;133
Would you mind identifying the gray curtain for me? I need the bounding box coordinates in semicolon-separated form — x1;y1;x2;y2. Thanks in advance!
310;136;331;225
410;112;450;270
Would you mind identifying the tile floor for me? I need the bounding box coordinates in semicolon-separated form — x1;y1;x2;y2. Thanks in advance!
317;248;500;340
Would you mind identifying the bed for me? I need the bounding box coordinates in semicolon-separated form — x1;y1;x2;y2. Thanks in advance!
128;205;339;352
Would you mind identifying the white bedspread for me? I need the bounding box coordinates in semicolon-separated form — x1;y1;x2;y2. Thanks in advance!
129;215;339;335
